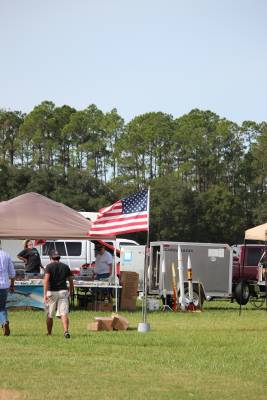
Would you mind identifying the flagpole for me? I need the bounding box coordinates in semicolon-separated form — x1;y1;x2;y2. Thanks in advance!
138;187;151;333
114;240;119;313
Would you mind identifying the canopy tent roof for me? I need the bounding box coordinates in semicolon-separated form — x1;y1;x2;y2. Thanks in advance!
0;192;114;240
245;222;267;242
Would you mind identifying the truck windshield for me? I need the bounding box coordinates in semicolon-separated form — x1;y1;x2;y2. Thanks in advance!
245;248;264;266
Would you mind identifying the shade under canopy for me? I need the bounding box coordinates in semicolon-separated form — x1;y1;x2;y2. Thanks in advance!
0;192;114;240
245;222;267;242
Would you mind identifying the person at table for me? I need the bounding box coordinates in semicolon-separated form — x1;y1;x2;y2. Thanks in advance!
43;250;73;339
94;245;113;280
17;239;42;275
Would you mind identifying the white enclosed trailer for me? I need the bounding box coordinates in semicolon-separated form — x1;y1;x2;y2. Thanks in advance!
148;241;233;304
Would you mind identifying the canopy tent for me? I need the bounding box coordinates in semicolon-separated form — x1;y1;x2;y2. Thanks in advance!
245;222;267;242
0;192;114;240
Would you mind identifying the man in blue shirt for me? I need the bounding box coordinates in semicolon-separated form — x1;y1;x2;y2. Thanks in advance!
0;247;16;336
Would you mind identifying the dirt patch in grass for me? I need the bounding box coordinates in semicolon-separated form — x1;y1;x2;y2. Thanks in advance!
0;389;26;400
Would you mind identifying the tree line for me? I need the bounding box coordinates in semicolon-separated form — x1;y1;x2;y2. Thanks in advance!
1;101;267;244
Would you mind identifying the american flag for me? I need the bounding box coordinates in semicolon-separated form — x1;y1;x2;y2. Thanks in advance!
88;189;149;236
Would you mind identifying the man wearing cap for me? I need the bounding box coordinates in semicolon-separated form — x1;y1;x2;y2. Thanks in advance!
43;250;73;339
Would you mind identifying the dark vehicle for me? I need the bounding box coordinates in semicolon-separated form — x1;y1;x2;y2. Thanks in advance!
232;244;266;306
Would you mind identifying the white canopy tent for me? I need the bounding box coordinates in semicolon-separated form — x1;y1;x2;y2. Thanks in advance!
245;223;267;242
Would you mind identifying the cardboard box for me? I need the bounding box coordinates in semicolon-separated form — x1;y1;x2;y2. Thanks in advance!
120;271;139;307
121;283;138;294
94;317;114;331
87;321;102;331
120;271;139;283
120;298;137;311
112;314;129;331
120;272;138;310
88;314;129;332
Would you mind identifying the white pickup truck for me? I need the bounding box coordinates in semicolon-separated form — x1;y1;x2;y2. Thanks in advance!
0;238;139;273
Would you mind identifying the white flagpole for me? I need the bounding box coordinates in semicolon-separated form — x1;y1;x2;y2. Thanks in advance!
113;239;118;313
138;187;150;332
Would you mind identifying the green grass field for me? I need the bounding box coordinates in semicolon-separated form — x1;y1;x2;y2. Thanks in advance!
1;300;267;400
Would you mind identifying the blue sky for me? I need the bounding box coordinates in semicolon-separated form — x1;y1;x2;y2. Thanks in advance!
1;0;266;123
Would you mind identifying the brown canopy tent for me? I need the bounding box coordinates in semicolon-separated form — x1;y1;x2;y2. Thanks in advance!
245;223;267;242
0;192;114;240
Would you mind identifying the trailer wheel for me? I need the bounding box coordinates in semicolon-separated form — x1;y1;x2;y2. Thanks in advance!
183;288;204;307
234;281;250;305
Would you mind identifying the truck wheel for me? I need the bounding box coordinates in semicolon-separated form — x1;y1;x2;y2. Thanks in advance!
234;281;250;305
